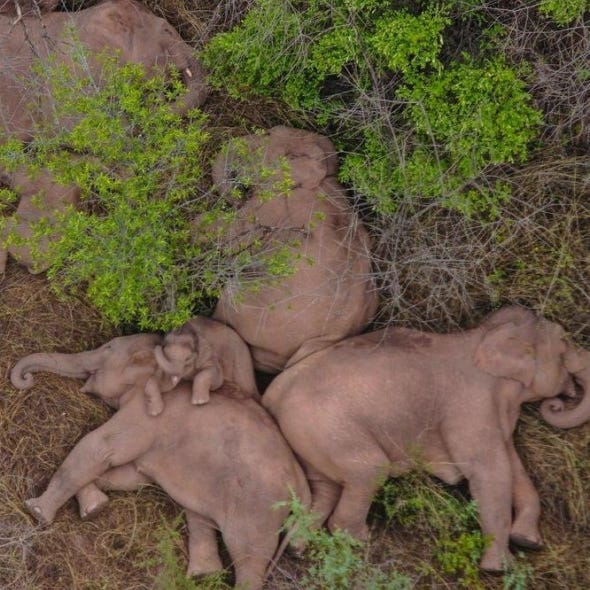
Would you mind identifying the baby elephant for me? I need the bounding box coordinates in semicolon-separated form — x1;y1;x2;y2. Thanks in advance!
21;358;309;589
148;316;259;415
263;306;590;572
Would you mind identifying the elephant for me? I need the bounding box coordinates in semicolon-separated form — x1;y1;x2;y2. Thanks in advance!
150;315;259;414
13;338;310;589
0;0;208;274
209;125;379;374
262;305;590;572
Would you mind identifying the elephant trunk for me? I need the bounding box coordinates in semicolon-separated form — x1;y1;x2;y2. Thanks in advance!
540;347;590;429
154;345;177;374
170;56;208;116
10;351;97;390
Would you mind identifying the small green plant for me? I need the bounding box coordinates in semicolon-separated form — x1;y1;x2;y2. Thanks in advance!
376;472;488;588
279;494;412;589
539;0;588;26
150;519;230;590
203;0;543;218
503;555;534;590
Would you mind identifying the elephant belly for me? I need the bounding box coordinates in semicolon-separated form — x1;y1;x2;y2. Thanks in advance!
134;449;217;518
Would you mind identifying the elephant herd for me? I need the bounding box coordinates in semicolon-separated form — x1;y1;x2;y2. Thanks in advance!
2;1;590;589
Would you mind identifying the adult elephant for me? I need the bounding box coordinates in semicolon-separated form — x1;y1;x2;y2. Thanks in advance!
262;305;590;572
0;0;208;273
209;126;379;373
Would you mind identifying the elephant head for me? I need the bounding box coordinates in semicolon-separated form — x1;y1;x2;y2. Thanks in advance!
211;126;339;199
153;332;198;381
475;306;589;427
81;0;209;116
11;333;163;407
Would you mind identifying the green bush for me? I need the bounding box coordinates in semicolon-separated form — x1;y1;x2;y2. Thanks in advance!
203;0;543;217
0;47;299;330
280;494;412;589
539;0;588;26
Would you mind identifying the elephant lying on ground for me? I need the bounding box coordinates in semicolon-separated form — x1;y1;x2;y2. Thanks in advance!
11;315;259;416
262;306;590;572
209;125;378;373
0;0;208;273
151;315;259;413
13;337;309;589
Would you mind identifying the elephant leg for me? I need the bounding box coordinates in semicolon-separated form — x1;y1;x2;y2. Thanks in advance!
191;366;220;405
76;484;110;521
185;511;224;578
25;411;151;524
464;449;514;572
222;525;278;590
308;473;341;529
76;464;152;520
326;478;379;542
289;466;341;555
507;442;542;550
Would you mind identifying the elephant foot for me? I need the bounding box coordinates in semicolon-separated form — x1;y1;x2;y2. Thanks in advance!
25;497;54;525
79;491;110;521
327;516;369;542
186;557;224;579
509;532;543;551
145;397;165;417
288;535;308;558
479;546;512;573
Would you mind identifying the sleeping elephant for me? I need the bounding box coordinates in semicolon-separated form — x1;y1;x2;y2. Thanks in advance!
150;315;259;414
262;305;590;572
12;337;310;589
0;0;208;273
209;125;378;373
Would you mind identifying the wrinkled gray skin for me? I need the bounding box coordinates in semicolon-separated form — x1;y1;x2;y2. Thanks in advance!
0;0;208;273
210;125;378;374
13;337;310;589
150;315;260;415
263;306;590;572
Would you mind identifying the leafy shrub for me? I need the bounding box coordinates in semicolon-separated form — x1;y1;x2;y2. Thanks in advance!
0;47;299;330
539;0;588;26
203;0;542;217
280;494;412;589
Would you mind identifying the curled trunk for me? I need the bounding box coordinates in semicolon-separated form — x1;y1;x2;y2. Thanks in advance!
154;345;177;374
540;347;590;429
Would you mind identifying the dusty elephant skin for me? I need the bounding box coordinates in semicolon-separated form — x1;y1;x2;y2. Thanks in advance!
262;305;590;572
0;0;208;274
13;337;310;590
210;125;379;374
151;315;260;414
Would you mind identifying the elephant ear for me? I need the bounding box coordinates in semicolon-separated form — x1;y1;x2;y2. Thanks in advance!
130;349;157;368
474;322;536;386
